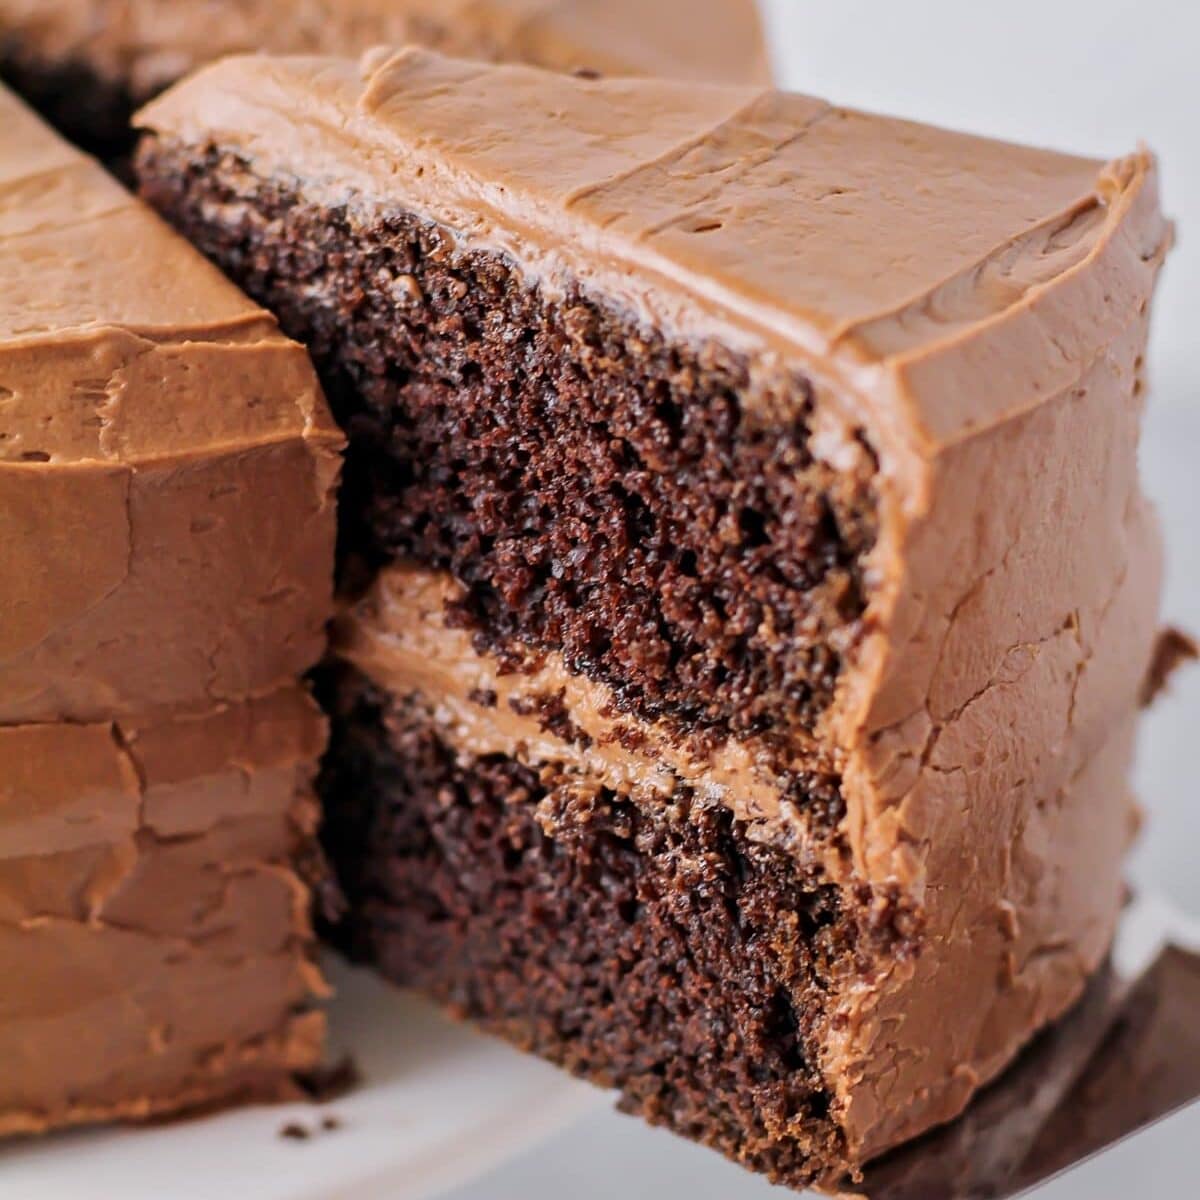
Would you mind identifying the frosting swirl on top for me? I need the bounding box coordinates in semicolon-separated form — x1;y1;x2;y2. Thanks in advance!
140;47;1169;453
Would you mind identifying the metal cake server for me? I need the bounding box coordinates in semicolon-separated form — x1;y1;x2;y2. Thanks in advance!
850;895;1200;1199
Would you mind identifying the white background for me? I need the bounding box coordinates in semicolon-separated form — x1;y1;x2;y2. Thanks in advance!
445;2;1200;1197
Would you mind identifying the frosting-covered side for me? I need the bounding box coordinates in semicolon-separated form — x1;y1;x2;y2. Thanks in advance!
831;308;1162;1156
138;50;1171;1165
0;688;328;1134
0;87;338;1134
0;85;341;722
0;0;770;99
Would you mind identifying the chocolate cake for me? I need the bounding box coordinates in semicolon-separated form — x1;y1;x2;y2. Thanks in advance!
136;49;1172;1188
0;691;328;1135
0;0;770;158
0;85;341;1133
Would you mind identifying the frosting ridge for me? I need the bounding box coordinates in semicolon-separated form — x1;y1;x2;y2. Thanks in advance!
0;82;342;724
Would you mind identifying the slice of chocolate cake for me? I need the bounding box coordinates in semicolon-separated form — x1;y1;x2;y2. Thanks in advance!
0;85;341;1134
136;49;1172;1188
0;0;770;158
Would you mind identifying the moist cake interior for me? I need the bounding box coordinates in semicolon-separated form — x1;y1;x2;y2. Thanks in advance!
317;670;915;1182
138;147;878;751
139;139;896;1187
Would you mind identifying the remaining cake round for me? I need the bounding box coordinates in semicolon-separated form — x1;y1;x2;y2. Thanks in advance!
0;0;771;156
0;85;340;1135
136;47;1171;1190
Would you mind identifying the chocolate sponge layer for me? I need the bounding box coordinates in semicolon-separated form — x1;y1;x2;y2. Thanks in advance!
319;667;918;1188
138;143;879;747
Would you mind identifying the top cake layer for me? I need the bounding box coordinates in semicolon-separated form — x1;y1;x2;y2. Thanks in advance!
0;85;341;722
138;47;1167;454
138;48;1170;896
0;0;770;100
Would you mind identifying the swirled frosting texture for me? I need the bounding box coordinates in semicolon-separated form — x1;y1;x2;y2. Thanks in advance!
0;85;341;722
139;49;1171;1165
0;88;339;1134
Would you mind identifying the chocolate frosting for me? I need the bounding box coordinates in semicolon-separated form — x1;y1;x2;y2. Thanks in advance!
0;88;338;1134
140;49;1172;1165
852;963;1129;1200
0;0;771;99
0;687;328;1135
0;84;342;723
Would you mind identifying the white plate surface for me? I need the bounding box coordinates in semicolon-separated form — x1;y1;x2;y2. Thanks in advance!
0;959;607;1200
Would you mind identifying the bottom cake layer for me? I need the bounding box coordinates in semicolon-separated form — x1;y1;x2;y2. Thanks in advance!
321;669;896;1189
0;689;328;1136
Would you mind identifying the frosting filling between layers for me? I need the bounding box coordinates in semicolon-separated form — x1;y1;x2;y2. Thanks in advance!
323;563;917;1189
336;565;852;873
134;139;880;751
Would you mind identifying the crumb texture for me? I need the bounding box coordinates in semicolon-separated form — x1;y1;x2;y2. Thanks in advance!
317;670;912;1187
137;144;878;747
